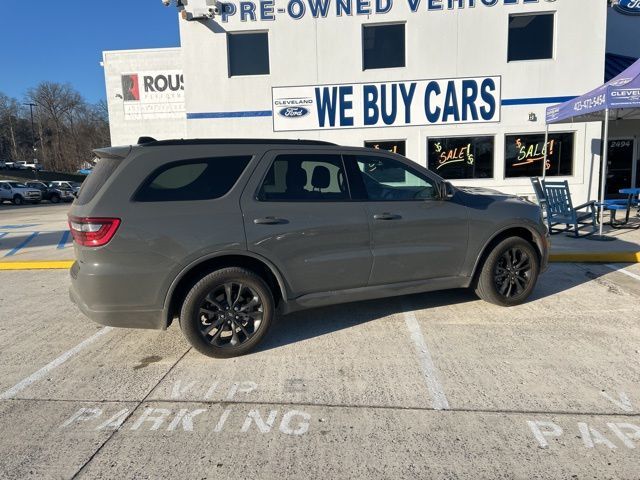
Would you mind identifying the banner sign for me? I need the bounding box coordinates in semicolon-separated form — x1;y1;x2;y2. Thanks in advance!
219;0;554;22
121;70;185;120
272;76;501;132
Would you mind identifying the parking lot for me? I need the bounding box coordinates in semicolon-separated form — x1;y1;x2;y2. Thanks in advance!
1;206;640;479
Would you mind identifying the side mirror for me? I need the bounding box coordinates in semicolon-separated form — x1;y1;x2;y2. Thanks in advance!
441;181;455;200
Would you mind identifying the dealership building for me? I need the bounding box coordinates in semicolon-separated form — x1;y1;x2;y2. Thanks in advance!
102;0;640;201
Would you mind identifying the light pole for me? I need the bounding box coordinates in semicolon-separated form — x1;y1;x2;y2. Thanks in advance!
23;102;38;160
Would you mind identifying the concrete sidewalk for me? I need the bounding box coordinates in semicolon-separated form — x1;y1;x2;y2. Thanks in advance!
550;216;640;263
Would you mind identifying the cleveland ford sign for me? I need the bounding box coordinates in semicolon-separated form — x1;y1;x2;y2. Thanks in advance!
219;0;557;22
272;76;501;132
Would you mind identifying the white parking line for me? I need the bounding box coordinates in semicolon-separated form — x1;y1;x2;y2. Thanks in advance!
403;309;450;411
0;327;113;400
605;264;640;282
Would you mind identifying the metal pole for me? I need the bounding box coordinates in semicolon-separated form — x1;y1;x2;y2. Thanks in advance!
542;124;549;180
599;108;610;237
23;103;38;167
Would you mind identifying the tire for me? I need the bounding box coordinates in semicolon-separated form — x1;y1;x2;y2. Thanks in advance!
474;237;540;307
12;195;23;205
50;195;60;204
180;267;275;358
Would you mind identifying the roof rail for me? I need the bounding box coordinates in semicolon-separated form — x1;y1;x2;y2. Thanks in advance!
139;138;338;147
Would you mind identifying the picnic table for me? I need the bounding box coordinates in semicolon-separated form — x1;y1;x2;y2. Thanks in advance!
600;187;640;228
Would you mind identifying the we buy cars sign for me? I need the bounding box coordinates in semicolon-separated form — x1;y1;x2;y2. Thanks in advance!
272;76;501;132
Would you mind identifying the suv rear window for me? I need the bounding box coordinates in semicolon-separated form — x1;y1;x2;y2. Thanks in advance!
75;158;118;205
134;156;252;202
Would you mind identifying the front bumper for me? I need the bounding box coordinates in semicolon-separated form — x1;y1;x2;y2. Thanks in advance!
69;261;166;330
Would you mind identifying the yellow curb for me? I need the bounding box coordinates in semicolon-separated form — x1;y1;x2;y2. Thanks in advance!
549;252;640;263
0;260;74;270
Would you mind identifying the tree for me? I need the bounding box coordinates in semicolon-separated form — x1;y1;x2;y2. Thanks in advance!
0;82;110;172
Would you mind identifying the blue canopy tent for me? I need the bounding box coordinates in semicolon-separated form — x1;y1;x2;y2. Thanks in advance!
545;58;640;237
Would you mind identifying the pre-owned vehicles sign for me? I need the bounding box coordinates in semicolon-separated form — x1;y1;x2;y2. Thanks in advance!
272;76;501;132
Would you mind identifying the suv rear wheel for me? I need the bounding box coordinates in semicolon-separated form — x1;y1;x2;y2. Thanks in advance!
180;267;274;358
474;237;539;307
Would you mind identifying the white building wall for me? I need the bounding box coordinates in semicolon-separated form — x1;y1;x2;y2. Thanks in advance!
103;47;186;146
179;0;607;203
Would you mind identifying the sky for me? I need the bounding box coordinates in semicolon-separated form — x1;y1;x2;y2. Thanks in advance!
0;1;180;104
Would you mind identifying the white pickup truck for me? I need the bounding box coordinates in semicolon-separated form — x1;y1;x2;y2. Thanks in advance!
0;181;42;205
15;161;43;171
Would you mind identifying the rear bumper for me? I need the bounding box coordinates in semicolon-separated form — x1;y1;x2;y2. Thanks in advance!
69;261;166;330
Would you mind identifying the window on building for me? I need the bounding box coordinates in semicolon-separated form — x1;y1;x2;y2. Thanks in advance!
228;32;270;76
427;136;495;180
362;23;405;70
505;133;574;178
135;156;252;201
348;155;438;201
364;140;406;157
258;154;349;201
507;13;554;62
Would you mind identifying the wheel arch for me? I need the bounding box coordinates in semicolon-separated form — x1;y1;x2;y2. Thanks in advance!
162;251;288;328
470;225;545;284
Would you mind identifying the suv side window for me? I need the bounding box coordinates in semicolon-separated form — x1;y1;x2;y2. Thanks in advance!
134;156;252;202
348;155;438;201
258;154;349;201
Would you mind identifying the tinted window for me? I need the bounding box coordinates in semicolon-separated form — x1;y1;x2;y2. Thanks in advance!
76;158;120;205
508;14;554;61
135;156;252;202
351;155;438;201
228;32;270;76
362;23;405;70
259;154;349;201
427;136;495;179
505;133;574;178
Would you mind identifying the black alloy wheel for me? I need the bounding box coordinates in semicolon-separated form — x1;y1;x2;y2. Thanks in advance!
493;247;532;298
474;236;540;306
180;267;274;358
197;282;264;349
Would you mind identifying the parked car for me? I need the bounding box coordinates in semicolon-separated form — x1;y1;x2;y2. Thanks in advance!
68;138;549;358
15;161;43;171
50;181;82;196
0;180;42;205
4;161;16;169
25;181;74;203
0;160;6;169
77;168;93;175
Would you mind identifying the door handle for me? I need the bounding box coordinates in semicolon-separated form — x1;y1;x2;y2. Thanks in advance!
253;216;288;225
373;213;402;221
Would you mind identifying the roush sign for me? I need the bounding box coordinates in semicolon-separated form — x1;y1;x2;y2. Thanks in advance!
121;70;185;120
272;76;501;132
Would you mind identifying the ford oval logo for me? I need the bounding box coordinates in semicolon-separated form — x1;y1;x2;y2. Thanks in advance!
278;106;309;118
615;0;640;15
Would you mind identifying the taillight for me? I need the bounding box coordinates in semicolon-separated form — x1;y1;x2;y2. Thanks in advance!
68;216;121;247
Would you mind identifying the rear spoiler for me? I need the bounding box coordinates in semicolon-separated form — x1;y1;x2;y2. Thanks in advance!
93;145;132;160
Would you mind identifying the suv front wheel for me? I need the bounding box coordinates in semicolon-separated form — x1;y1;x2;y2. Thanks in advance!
180;267;274;358
474;237;540;307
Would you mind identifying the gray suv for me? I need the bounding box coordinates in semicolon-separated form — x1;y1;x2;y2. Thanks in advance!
69;139;549;358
